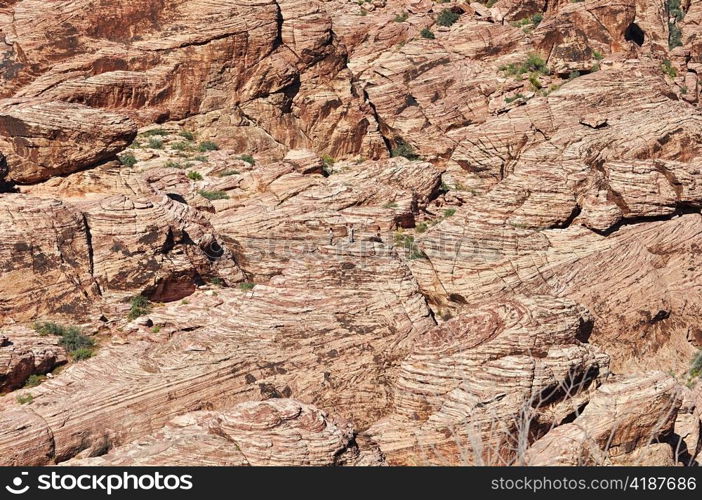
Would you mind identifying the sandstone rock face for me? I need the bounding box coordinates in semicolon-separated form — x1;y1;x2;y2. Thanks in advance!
0;327;67;393
0;100;137;184
525;373;682;466
64;399;383;466
0;0;702;468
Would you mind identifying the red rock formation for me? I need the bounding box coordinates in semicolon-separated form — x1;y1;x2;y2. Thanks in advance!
0;0;701;467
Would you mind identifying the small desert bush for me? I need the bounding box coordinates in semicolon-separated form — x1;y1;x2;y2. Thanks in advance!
119;153;138;167
187;171;204;181
198;141;219;152
147;137;164;149
437;9;460;27
198;190;229;200
391;141;420;160
128;295;151;321
420;28;435;39
240;154;255;165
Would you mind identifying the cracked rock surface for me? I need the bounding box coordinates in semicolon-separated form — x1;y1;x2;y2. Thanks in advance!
1;0;702;466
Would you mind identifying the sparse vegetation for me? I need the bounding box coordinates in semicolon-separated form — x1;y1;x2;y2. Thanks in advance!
511;13;543;32
171;141;193;152
322;155;335;175
528;73;542;90
499;53;549;76
198;190;229;200
71;348;94;361
394;232;427;259
690;350;702;378
662;59;678;78
34;321;95;360
394;12;409;22
240;154;255;165
211;277;224;287
505;93;526;104
198;141;219;152
592;50;604;61
240;282;256;291
391;141;420;160
444;208;456;217
194;155;208;162
142;128;169;137
34;321;79;337
416;222;429;233
420;28;435;39
128;295;151;321
383;201;398;209
437;8;460;27
119;153;137;167
165;160;183;169
568;70;581;80
151;326;162;334
148;137;164;149
16;394;33;405
218;169;240;177
180;131;195;141
187;171;203;181
667;0;685;49
24;375;45;388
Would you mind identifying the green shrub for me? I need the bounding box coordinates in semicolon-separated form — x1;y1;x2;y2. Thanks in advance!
391;141;420;160
148;137;164;149
416;222;428;233
119;153;138;167
240;282;256;291
240;154;255;165
444;208;456;217
211;277;224;287
165;160;182;169
394;12;409;22
420;28;435;39
198;190;229;200
500;53;549;76
383;202;398;208
187;171;203;181
71;348;94;361
16;394;33;405
59;328;95;352
128;295;151;321
219;169;240;177
194;155;208;162
142;128;169;137
505;93;526;104
592;50;604;61
24;375;45;388
151;325;162;334
667;0;685;48
394;233;426;259
171;141;193;152
528;73;542;90
511;13;543;31
322;155;335;175
691;350;702;378
34;321;95;359
437;9;460;27
34;321;80;338
180;131;195;141
662;59;678;78
198;141;219;152
568;70;581;80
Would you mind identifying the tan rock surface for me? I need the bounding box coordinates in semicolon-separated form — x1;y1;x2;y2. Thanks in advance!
64;399;383;466
0;0;701;468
